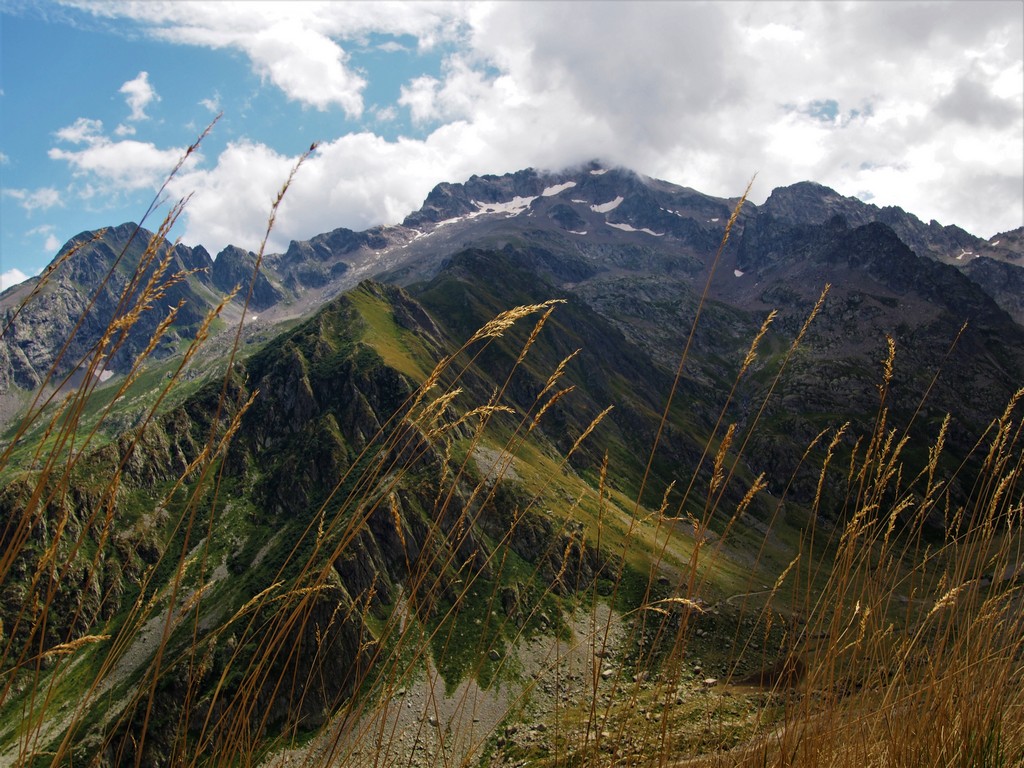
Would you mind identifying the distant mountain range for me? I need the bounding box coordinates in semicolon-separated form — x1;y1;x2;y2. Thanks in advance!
3;165;1021;401
4;162;1024;535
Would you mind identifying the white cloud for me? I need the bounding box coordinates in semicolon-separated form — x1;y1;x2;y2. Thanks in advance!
44;234;61;252
0;152;9;165
746;22;805;44
114;123;136;136
166;139;298;252
935;70;1020;127
248;20;366;114
4;187;62;211
57;0;1022;243
26;224;55;237
376;40;410;53
68;1;467;114
55;117;105;144
199;91;221;113
398;75;442;125
372;104;398;122
50;138;195;192
1;269;29;290
399;55;493;126
50;118;197;197
119;71;159;121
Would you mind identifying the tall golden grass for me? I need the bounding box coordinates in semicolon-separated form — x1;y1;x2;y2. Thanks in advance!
0;127;1021;768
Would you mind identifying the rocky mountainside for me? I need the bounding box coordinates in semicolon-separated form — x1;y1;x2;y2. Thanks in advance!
752;181;985;263
0;224;287;398
5;163;1021;522
0;278;624;765
3;164;1020;415
5;163;1023;526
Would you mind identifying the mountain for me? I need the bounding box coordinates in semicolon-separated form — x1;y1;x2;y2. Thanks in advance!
0;224;287;412
5;165;1020;413
5;163;1022;569
2;164;1023;766
5;163;1022;576
751;181;985;263
3;167;1019;390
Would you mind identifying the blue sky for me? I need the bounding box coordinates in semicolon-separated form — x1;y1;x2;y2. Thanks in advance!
2;1;1022;289
1;2;454;284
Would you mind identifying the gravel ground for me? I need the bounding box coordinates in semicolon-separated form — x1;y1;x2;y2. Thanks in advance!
259;602;627;768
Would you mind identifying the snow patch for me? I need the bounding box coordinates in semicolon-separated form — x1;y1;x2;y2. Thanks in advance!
570;199;588;204
408;229;435;243
590;168;608;175
568;230;587;236
591;196;623;213
734;269;744;278
410;229;427;240
710;218;720;222
471;195;538;217
542;181;577;197
606;222;664;237
98;369;115;383
992;240;1001;246
427;196;539;232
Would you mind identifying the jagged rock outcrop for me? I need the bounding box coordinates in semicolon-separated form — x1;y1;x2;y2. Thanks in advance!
401;168;549;229
211;245;285;310
963;256;1024;326
757;181;986;262
0;224;217;393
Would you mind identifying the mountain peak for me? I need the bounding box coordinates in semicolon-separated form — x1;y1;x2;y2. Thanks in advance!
761;182;874;228
758;180;997;265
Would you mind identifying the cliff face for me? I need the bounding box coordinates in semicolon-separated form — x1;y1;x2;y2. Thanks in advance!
963;255;1024;325
755;181;990;263
0;224;219;394
211;245;285;310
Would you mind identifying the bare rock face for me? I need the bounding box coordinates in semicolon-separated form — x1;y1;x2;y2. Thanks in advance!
757;181;876;228
401;168;548;229
0;223;216;394
1;267;92;389
986;226;1024;261
273;226;393;291
757;181;987;263
211;245;285;310
548;202;588;232
963;255;1024;326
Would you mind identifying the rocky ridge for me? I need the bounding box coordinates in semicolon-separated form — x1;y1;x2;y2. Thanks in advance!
4;164;1020;413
